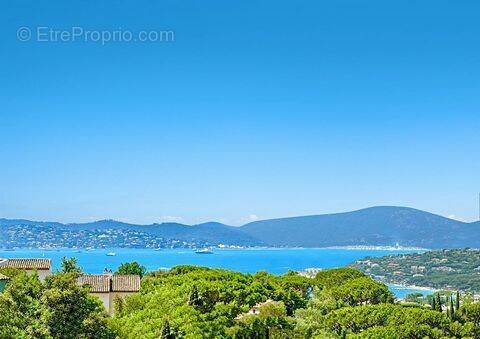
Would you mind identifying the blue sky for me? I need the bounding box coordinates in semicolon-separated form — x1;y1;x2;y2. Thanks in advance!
1;0;479;225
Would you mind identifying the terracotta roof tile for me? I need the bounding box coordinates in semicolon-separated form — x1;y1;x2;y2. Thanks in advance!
78;274;140;293
0;258;51;270
112;275;140;292
78;275;110;293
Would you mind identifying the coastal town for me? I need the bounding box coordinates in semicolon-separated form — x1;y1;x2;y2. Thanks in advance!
0;223;213;249
353;249;480;292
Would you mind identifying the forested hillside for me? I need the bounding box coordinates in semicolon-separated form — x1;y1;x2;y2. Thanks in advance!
2;262;480;338
111;266;479;338
241;206;477;248
354;248;480;291
2;206;480;249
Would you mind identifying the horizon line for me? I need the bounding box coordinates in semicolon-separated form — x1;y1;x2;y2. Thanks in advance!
1;205;477;227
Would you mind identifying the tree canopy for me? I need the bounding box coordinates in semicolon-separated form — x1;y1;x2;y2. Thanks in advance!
2;264;480;338
116;261;147;278
61;257;82;275
0;270;115;338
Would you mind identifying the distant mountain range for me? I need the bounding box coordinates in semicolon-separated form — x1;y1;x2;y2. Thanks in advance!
241;206;479;248
1;206;479;249
0;219;261;249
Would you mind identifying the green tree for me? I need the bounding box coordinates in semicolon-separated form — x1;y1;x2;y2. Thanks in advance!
449;295;455;319
188;285;201;307
41;273;115;338
231;301;294;338
160;320;175;339
116;262;147;277
456;291;460;311
315;268;366;288
0;272;49;338
405;292;423;303
327;277;393;306
61;257;82;274
0;270;115;339
457;302;480;337
324;303;455;338
109;265;480;338
435;293;442;312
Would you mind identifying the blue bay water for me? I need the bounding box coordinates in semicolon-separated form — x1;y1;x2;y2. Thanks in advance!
0;247;433;298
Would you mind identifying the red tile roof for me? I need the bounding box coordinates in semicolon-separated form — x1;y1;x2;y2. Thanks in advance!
78;275;111;293
78;274;140;293
0;258;51;270
112;275;140;292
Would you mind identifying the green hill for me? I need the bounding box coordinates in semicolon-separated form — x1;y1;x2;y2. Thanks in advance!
241;206;477;248
353;248;480;291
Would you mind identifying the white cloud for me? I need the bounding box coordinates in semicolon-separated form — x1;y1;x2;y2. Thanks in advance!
447;214;465;222
217;218;231;225
239;214;260;224
159;215;185;223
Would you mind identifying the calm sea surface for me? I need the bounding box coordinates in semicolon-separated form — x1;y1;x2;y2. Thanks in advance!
0;247;432;298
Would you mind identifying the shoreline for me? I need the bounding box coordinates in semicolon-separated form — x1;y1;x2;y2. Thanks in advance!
387;282;437;293
324;245;428;251
0;247;437;296
0;245;428;251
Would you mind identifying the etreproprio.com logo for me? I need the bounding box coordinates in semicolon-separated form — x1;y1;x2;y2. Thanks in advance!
17;26;175;45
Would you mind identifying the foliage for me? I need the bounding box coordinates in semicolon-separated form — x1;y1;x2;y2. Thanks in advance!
2;264;480;338
354;248;480;291
404;292;424;303
326;276;394;306
456;291;460;310
229;301;295;338
61;257;82;274
160;320;175;339
114;266;479;338
116;261;147;278
112;266;316;338
456;301;480;337
324;302;475;338
0;270;115;339
315;267;366;287
41;273;113;338
0;271;47;338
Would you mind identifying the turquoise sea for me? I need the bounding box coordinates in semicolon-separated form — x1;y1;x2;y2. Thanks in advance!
0;247;432;298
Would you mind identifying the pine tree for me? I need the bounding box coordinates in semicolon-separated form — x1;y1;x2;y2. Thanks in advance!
188;285;201;307
431;296;436;311
450;295;455;319
160;320;174;339
435;293;442;312
456;291;460;311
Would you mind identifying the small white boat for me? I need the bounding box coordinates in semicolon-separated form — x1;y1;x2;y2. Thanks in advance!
195;248;213;254
106;252;116;256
